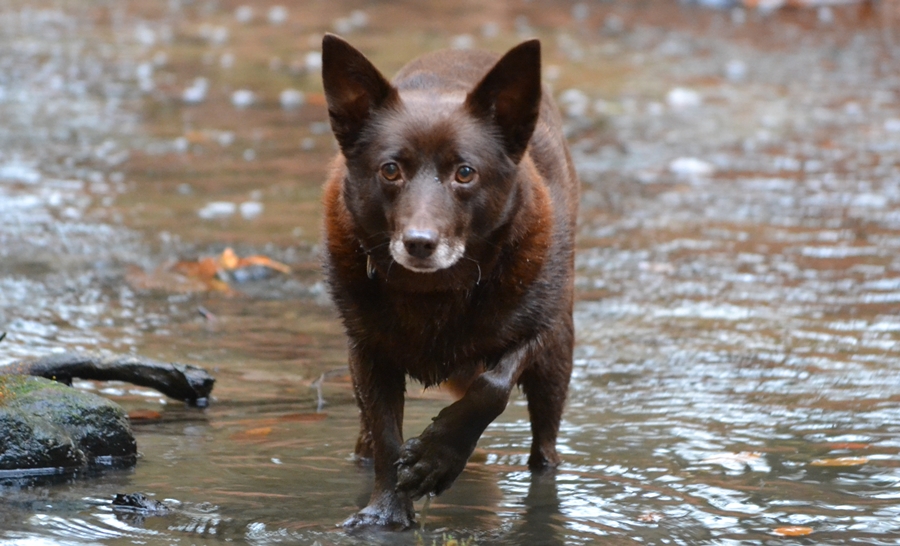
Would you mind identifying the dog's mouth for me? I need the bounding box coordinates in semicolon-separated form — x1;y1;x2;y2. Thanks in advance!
389;236;465;273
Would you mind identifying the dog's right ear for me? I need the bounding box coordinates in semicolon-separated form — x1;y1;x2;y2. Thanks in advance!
322;34;397;154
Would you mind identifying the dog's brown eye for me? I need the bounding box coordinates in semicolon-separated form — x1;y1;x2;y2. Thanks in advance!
380;162;401;182
455;165;476;184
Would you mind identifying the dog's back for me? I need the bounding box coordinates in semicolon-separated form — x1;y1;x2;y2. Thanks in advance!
321;35;577;529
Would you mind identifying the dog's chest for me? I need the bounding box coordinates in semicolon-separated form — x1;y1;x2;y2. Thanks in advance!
356;287;508;384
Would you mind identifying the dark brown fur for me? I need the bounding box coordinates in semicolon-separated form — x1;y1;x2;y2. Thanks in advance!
321;34;578;529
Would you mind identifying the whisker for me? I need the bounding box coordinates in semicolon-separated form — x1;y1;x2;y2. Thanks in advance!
463;255;482;285
386;258;395;280
470;233;502;250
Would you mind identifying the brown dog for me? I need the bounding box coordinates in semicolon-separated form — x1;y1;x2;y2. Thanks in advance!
321;34;578;529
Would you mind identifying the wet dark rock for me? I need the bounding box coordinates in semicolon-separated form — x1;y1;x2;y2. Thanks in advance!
0;376;136;474
112;492;171;515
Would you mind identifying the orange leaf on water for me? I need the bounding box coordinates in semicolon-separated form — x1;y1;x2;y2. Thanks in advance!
220;247;240;269
234;255;291;274
827;442;869;450
278;413;327;423
230;426;273;441
637;512;664;523
128;409;162;421
773;526;813;537
810;457;868;467
172;256;219;280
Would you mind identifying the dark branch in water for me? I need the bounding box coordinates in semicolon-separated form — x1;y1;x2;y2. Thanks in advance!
0;332;6;344
1;352;215;407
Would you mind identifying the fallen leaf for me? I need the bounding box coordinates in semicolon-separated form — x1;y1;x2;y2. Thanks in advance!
702;452;761;464
638;512;664;523
230;426;273;441
220;247;240;269
810;457;868;467
278;412;327;423
166;247;289;292
128;409;163;421
827;442;869;450
773;526;813;537
234;254;291;274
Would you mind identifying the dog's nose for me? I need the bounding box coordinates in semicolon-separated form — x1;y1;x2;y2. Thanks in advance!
403;229;438;259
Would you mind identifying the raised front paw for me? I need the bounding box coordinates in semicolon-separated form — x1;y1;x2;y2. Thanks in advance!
395;426;474;500
342;492;415;531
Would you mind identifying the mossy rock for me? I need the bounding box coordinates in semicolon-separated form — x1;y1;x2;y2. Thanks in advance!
0;376;137;474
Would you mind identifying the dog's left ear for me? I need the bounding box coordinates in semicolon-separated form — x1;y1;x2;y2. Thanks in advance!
322;34;398;154
465;40;542;163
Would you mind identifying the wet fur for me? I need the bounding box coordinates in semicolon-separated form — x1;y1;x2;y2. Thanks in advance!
321;34;578;529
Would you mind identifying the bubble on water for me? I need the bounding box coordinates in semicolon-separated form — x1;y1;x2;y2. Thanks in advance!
451;34;475;50
572;3;590;21
669;157;715;179
725;59;747;82
198;202;236;220
279;89;304;110
559;88;591;119
153;51;168;66
231;89;255;109
304;51;322;73
134;23;157;47
199;24;229;45
217;132;235;147
235;6;253;24
349;10;369;29
268;6;288;25
604;14;625;34
666;87;702;109
182;77;208;104
173;136;189;153
239;201;263;220
0;160;41;184
333;17;354;35
884;119;900;132
481;22;500;39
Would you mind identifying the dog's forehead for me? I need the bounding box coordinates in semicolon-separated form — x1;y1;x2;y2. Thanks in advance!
374;91;489;159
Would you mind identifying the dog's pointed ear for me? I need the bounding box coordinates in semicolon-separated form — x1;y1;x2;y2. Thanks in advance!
465;39;542;163
322;34;398;153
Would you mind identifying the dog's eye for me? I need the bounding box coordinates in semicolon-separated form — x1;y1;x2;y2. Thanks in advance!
455;166;476;184
380;162;401;182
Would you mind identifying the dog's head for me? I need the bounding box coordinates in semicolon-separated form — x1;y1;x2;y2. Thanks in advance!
322;35;541;276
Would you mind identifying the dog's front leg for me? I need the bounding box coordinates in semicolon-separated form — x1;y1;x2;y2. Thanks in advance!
396;342;533;500
343;348;414;530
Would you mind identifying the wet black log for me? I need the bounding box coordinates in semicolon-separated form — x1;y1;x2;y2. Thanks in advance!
1;353;214;407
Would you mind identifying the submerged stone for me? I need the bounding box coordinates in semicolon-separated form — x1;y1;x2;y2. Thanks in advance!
0;376;136;474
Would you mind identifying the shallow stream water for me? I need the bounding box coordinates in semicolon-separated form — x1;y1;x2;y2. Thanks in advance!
2;1;900;544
